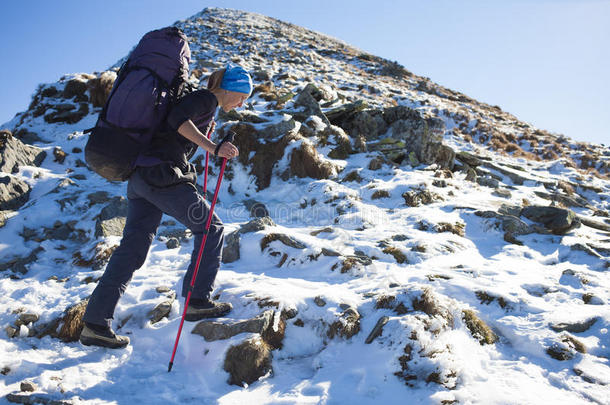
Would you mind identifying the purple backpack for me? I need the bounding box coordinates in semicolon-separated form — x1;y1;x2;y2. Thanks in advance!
85;26;191;181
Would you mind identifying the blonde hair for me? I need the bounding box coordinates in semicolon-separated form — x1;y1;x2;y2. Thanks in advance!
207;69;226;91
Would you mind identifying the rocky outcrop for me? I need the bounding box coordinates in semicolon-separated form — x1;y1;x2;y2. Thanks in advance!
0;175;31;211
0;130;47;173
521;206;580;235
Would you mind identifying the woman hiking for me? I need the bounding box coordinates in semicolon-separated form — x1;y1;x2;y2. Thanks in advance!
80;63;253;349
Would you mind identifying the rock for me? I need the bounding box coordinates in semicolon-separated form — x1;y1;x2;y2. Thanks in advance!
192;310;274;342
222;231;240;263
156;286;171;293
6;392;73;405
87;71;116;107
492;189;512;198
148;293;176;324
578;216;610;233
456;151;482;167
20;381;37;392
228;123;296;190
224;336;272;386
0;247;44;274
94;196;128;237
53;147;67;164
5;325;18;338
44;102;89;124
325;126;353;159
16;313;39;327
240;216;276;233
481;161;531;186
465;168;477;182
550;317;598;333
477;175;499;188
368;156;384;170
165;237;180;249
325;100;368;126
534;190;590;209
582;294;604;305
365;316;389;344
321;247;341;256
314;296;326;307
63;77;89;100
260;233;306;250
0;130;46;173
294;84;330;126
521;206;580;235
371;190;390;199
462;310;497;345
0;175;31;211
402;187;443;207
327;307;360;339
243;199;269;218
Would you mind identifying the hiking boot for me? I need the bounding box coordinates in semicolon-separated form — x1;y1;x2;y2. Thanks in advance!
185;299;232;321
79;322;130;349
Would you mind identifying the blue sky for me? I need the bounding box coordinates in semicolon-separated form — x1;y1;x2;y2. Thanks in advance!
1;0;608;145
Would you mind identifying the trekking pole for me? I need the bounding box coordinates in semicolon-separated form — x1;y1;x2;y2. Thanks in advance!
202;122;213;200
168;131;235;373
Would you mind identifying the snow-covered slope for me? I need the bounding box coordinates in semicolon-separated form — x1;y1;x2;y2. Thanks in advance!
1;7;609;405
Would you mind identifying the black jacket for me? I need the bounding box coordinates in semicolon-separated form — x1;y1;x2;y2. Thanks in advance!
136;89;218;188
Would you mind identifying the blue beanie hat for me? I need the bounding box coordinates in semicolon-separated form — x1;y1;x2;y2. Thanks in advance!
220;63;253;96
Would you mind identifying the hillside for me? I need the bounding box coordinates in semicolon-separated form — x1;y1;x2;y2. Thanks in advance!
0;7;609;405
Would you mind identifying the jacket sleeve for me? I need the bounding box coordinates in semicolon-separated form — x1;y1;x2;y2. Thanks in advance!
166;90;217;131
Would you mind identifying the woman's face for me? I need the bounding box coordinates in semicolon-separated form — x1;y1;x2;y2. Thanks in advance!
221;90;248;112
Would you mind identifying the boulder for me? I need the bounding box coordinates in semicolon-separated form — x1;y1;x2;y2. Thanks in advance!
94;196;128;237
293;84;330;125
521;206;580;235
0;175;31;211
222;231;240;263
192;310;274;341
240;216;276;233
0;130;47;173
223;336;272;386
148;292;176;324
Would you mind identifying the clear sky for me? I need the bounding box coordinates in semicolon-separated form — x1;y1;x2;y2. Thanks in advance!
1;0;608;145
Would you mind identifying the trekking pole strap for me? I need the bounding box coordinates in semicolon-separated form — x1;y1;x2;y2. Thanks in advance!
213;131;236;156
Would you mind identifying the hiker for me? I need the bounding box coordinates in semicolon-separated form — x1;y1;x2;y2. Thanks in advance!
80;64;253;349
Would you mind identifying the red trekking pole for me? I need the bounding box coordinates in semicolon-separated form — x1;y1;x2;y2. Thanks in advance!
168;131;234;372
202;122;213;199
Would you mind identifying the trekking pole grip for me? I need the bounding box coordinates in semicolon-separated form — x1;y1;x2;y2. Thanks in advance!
213;131;236;157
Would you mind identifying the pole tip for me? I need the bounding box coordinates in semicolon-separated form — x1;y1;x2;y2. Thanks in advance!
168;362;173;372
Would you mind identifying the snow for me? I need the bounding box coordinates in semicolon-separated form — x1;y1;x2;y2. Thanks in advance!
1;6;610;405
